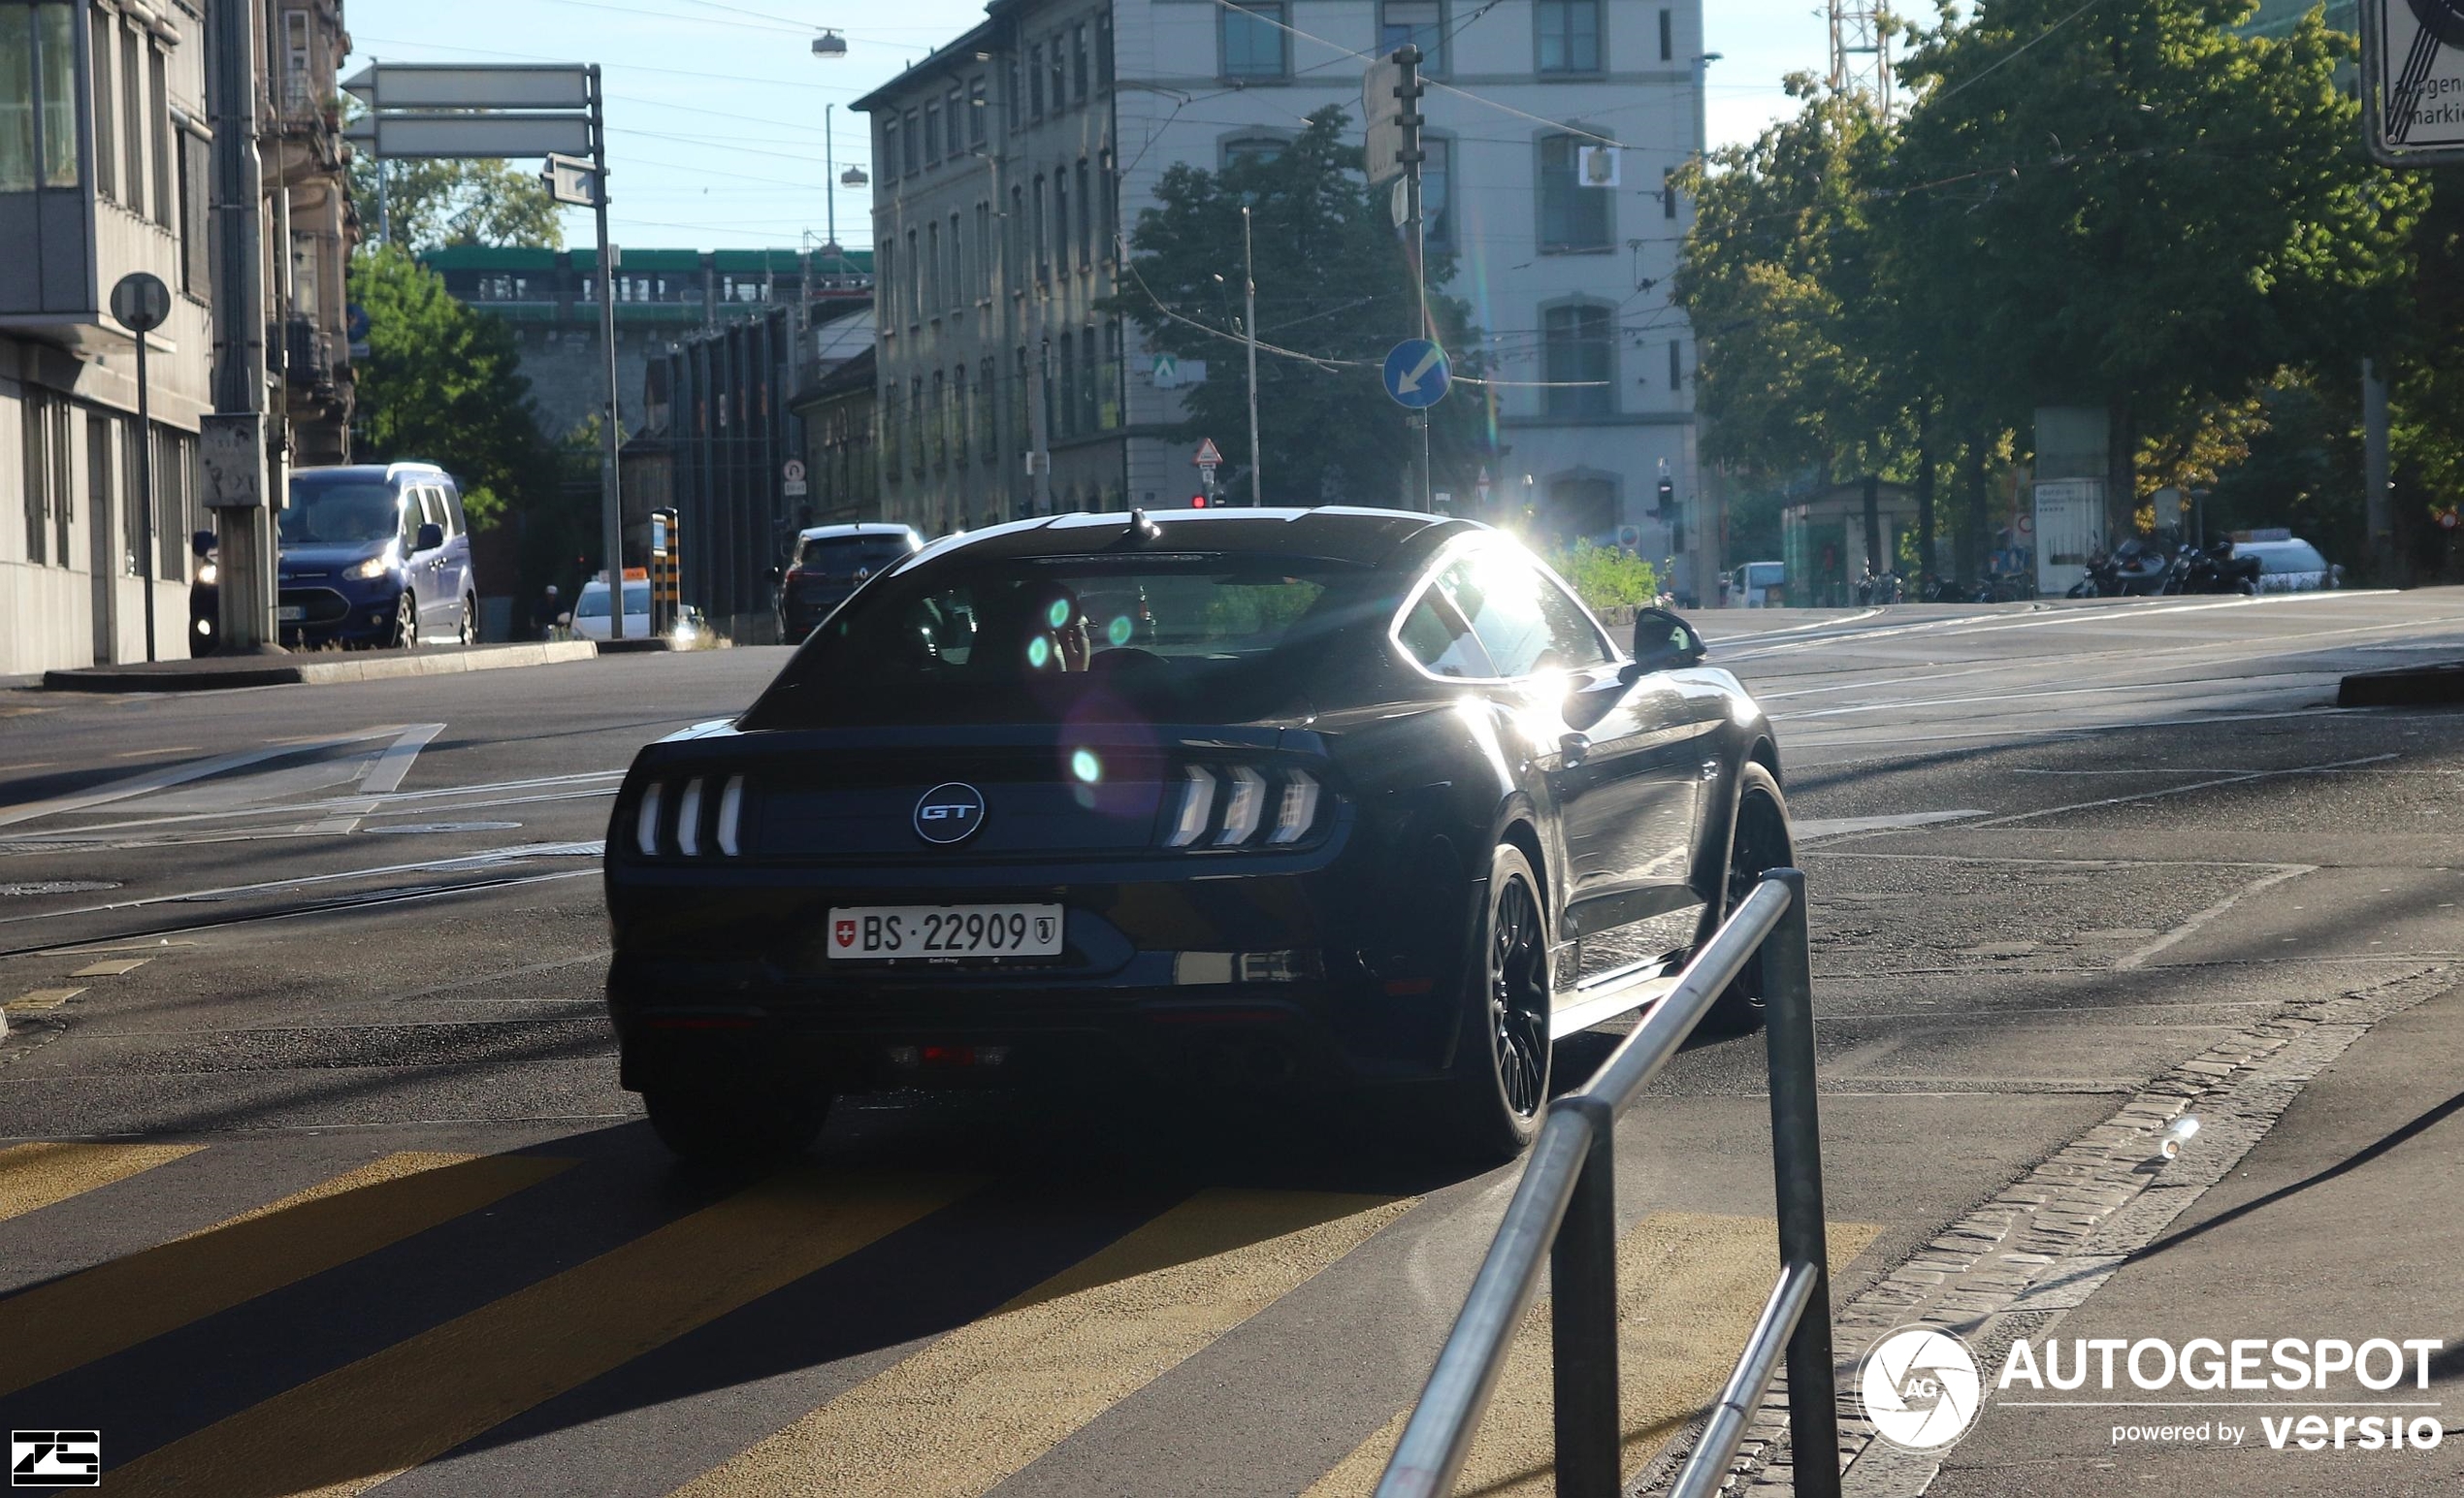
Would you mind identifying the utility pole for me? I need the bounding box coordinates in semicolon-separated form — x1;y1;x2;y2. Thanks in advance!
2363;358;2395;585
1242;205;1261;506
825;104;837;256
589;65;626;637
1030;337;1054;516
1397;43;1430;512
208;0;274;652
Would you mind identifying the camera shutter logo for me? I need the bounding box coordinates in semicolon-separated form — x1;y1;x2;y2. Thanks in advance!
1859;1327;1983;1451
11;1430;102;1488
913;783;988;845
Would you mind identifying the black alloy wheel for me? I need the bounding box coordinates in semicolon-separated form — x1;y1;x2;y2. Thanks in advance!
1445;843;1553;1160
1708;761;1793;1032
456;595;475;647
644;1087;831;1162
392;592;420;651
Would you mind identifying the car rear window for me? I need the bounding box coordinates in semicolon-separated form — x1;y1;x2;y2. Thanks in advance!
575;583;651;618
799;536;914;571
2251;542;2325;573
747;550;1374;727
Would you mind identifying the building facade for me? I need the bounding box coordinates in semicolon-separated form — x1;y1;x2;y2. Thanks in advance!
2;0;356;673
855;0;1710;590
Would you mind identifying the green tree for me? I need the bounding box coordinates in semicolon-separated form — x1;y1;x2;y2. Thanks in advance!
1104;107;1491;506
348;155;565;252
348;244;556;529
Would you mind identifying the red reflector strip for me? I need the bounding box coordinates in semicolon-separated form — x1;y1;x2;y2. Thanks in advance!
919;1045;976;1066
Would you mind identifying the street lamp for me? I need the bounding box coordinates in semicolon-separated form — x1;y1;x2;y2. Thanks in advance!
812;29;847;58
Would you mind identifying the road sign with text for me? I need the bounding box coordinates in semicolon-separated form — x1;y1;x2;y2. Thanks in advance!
2363;0;2464;164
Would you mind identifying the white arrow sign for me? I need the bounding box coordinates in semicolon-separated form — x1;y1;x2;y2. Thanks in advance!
1395;344;1445;393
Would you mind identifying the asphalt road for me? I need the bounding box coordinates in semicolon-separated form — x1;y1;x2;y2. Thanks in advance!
2;588;2460;1497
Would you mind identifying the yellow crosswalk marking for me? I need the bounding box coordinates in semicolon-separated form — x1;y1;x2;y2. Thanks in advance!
106;1168;972;1498
1305;1213;1884;1498
66;959;148;978
0;1141;202;1225
0;1152;571;1398
671;1187;1414;1498
6;988;84;1014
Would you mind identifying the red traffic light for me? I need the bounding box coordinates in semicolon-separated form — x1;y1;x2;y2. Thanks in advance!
1191;494;1209;507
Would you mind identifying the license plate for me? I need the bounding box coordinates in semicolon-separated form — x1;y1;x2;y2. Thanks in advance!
276;605;306;622
827;903;1063;960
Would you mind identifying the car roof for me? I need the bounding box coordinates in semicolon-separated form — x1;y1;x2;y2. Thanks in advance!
797;523;920;540
918;506;1475;570
289;463;454;490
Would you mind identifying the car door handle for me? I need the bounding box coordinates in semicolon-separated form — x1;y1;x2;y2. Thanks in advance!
1560;733;1591;765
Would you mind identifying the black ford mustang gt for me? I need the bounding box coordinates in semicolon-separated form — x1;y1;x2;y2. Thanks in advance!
603;506;1793;1161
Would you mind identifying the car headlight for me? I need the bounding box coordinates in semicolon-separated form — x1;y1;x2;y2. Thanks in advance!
346;554;393;580
196;563;217;585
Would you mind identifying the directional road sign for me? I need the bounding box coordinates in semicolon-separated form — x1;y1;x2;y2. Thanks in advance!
1382;340;1450;409
2363;0;2464;164
343;113;593;159
341;63;591;111
542;153;602;208
1362;57;1407;184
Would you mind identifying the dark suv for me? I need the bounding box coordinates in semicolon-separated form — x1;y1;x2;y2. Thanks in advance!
775;524;924;641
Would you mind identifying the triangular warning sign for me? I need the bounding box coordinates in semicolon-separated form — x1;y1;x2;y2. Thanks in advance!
1192;439;1224;467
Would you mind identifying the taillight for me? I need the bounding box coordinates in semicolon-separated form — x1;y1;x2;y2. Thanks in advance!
631;773;747;859
1160;764;1329;850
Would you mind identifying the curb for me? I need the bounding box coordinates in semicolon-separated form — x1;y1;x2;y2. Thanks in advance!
2336;661;2464;707
41;640;600;693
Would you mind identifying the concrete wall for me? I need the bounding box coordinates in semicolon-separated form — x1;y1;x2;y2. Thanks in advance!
504;323;656;446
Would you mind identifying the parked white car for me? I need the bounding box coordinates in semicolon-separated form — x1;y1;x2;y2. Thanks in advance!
2237;537;2340;593
571;579;653;641
1730;561;1785;607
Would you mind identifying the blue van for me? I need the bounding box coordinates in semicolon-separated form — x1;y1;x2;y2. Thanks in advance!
274;463;479;648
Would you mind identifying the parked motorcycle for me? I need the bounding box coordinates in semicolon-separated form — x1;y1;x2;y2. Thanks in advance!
1855;566;1906;604
2068;537;2178;598
2170;538;2261;595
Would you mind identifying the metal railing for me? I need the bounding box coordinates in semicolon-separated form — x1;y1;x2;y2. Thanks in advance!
1374;867;1837;1498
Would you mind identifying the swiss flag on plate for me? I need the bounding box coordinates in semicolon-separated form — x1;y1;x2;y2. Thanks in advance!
834;919;857;948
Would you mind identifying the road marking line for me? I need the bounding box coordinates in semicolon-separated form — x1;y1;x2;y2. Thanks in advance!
2117;864;2317;971
671;1187;1412;1498
106;1168;971;1498
1304;1212;1882;1498
313;724;445;835
7;988;85;1012
0;1141;205;1224
1959;755;2397;830
0;1151;571;1398
65;958;147;978
0;729;407;830
1793;810;1988;841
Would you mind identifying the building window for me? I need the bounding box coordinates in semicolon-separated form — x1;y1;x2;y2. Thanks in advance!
905;228;921;323
1668;339;1682;391
1220;2;1287;80
1079;321;1098;432
1539;132;1611;251
1546;476;1617;545
902;109;921;174
1072;22;1088;101
1075;158;1090;269
1056;333;1076;440
178;129;209;290
1097;12;1114;86
156;425;194;580
119;19;141;207
954;364;970;468
1098;149;1115;258
1049;36;1065;113
931;369;947;467
1101;321;1122;428
1659;8;1673;61
283;8;312;112
945;84;962;152
1029;43;1044;116
1220;134;1285;168
924;220;940;313
980;357;999;461
950;211;964;309
1033;173;1049;279
1009;183;1025;287
1663;167;1678;219
882;117;899;179
1379;1;1442;70
909;375;925;472
924;102;942;166
1536;0;1601;74
147;41;168;226
84;4;112;199
19;390;68;564
1424;136;1451;246
1543;303;1614;417
968;78;987;146
1054;166;1069;271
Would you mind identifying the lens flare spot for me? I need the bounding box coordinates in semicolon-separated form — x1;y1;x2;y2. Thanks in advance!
1071;748;1102;783
1071;783;1098;809
1026;635;1052;668
1048;598;1073;629
1108;614;1135;646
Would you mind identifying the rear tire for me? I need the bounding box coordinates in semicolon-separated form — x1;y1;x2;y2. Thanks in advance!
1440;844;1553;1162
391;592;420;651
644;1086;830;1162
1706;762;1794;1034
456;594;476;647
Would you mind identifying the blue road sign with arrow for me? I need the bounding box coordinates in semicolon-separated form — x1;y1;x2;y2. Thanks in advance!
1382;339;1450;408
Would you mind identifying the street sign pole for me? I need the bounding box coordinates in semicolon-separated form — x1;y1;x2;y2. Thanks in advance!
112;274;172;662
1396;45;1430;512
589;65;626;639
1244;206;1262;506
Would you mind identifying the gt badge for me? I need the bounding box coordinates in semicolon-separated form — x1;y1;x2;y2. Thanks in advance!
913;782;988;845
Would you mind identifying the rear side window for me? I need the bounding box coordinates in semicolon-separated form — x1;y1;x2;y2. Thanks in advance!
1398;590;1495;678
800;536;915;572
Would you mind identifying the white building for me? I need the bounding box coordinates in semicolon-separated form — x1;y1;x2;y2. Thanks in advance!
856;0;1711;594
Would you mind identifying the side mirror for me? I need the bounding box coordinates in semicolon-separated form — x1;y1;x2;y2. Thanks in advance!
414;522;445;552
191;529;218;559
1625;606;1706;679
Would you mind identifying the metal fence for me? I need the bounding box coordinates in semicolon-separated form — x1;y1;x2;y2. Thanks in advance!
1374;867;1837;1498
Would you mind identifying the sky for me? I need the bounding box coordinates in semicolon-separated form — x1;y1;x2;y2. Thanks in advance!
340;0;1824;252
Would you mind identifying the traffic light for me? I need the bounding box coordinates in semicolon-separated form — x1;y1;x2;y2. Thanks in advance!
1190;494;1209;507
1654;477;1675;519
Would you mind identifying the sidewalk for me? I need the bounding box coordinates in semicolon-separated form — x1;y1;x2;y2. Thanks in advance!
41;640;599;693
1928;979;2464;1496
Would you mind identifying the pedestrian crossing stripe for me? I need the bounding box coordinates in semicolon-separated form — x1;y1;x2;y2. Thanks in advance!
1304;1212;1883;1498
99;1168;974;1498
0;1141;203;1225
668;1187;1415;1498
0;1152;571;1398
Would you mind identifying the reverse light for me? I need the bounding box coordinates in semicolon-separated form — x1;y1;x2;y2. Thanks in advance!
1165;765;1215;847
1215;765;1266;846
346;553;392;580
716;775;744;856
1268;769;1321;844
675;778;704;857
634;782;665;856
